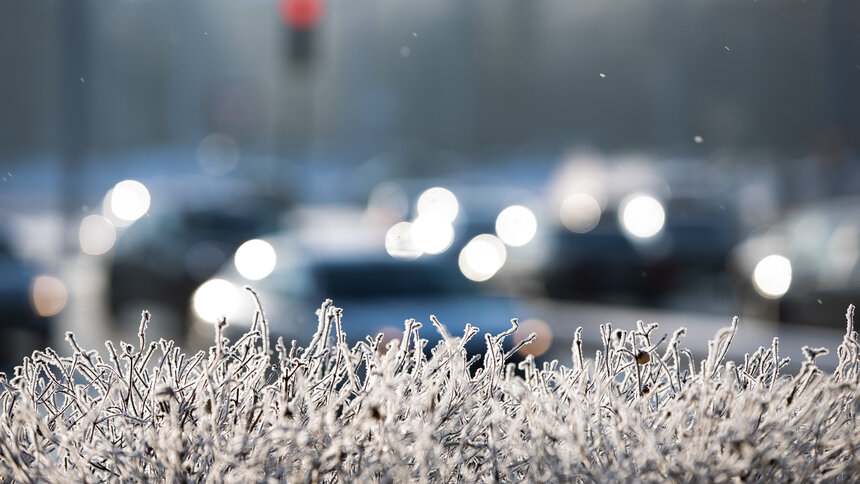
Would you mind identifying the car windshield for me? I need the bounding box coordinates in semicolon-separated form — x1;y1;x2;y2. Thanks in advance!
311;260;473;299
181;211;274;241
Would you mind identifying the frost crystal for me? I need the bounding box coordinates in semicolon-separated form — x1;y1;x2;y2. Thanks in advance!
1;302;859;482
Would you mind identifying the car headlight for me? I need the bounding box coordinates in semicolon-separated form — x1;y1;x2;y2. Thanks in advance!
459;234;507;282
496;205;537;247
752;254;792;299
619;194;665;239
234;239;277;281
193;279;239;323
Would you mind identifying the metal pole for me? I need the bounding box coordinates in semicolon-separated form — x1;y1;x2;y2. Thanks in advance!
59;0;89;254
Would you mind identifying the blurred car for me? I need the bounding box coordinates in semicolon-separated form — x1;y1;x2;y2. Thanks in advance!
730;197;860;327
108;194;286;337
0;232;52;371
542;189;738;303
540;153;741;304
363;177;548;287
188;207;533;357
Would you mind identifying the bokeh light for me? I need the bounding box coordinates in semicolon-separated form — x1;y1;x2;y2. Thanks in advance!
234;239;277;280
619;194;665;239
101;189;134;227
513;318;553;357
752;254;792;299
30;275;68;317
496;205;537;247
560;193;602;233
79;215;117;255
385;222;422;260
416;187;459;223
411;214;455;255
458;234;507;282
109;180;151;222
196;132;241;176
193;279;240;323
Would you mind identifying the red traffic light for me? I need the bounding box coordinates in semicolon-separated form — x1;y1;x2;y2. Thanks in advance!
279;0;324;30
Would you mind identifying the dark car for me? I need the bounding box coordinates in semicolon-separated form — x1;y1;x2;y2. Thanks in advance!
108;195;285;338
543;193;738;304
730;197;860;327
188;208;531;357
0;234;51;371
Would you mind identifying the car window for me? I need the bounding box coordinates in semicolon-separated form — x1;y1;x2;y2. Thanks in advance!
311;260;473;299
786;210;834;261
817;220;860;289
182;210;277;239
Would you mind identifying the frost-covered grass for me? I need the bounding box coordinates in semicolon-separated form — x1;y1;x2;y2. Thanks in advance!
2;294;859;483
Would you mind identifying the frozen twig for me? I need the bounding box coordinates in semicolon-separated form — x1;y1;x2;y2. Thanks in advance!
1;302;858;483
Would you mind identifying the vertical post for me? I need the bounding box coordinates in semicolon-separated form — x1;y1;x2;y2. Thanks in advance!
280;0;322;199
58;0;89;254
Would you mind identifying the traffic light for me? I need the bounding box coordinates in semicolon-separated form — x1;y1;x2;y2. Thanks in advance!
279;0;324;66
279;0;323;30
